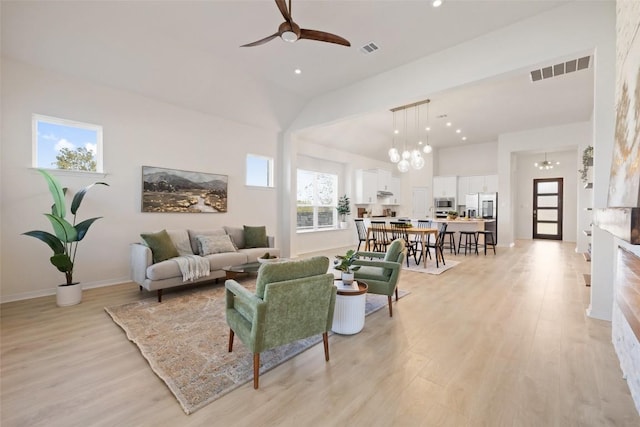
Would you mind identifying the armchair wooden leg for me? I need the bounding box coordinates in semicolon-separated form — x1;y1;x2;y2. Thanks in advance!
253;353;260;389
388;295;393;317
228;329;234;352
322;332;330;361
157;289;163;302
395;288;399;301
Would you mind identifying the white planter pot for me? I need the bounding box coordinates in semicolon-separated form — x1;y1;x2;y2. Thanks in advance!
340;221;348;229
341;272;355;285
56;283;82;307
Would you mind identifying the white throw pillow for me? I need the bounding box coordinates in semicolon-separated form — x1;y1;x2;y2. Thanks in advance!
197;234;237;256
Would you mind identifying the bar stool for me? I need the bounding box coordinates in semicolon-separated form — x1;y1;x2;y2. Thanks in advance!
442;228;457;254
477;230;497;255
458;231;478;255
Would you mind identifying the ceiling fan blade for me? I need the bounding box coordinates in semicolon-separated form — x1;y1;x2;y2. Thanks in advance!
299;29;350;47
275;0;291;22
240;32;280;47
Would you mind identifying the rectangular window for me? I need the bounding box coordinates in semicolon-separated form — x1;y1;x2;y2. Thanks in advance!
296;169;338;230
32;114;103;172
246;154;274;187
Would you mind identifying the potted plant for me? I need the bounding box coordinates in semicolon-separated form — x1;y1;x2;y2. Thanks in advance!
23;169;108;306
336;194;351;229
578;145;594;183
334;249;361;284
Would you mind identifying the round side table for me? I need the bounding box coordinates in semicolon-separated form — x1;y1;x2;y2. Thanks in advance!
332;280;368;335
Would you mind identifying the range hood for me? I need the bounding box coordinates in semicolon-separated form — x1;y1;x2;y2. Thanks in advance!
377;190;394;198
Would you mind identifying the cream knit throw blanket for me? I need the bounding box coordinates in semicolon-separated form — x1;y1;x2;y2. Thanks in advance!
173;255;210;282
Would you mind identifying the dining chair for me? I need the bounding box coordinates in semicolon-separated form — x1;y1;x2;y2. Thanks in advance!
426;222;448;268
354;219;375;251
389;221;419;266
415;219;433;264
370;221;392;252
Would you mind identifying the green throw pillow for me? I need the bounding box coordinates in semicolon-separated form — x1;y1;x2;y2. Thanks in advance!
244;225;268;248
141;229;179;263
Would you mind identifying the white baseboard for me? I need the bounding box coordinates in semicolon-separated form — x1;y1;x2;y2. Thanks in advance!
0;277;131;304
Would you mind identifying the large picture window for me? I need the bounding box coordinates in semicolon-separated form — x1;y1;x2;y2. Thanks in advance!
297;169;338;230
32;114;103;173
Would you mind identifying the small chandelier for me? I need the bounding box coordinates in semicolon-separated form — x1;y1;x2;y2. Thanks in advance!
534;152;560;170
388;99;432;173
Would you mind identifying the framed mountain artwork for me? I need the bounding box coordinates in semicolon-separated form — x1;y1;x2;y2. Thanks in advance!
141;166;228;213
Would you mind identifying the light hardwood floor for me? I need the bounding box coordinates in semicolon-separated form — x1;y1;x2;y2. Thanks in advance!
2;240;639;426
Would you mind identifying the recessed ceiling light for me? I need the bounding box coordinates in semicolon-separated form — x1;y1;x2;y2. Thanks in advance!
432;0;443;7
425;126;431;131
294;68;302;74
446;122;452;127
456;129;461;133
462;136;467;141
394;129;399;134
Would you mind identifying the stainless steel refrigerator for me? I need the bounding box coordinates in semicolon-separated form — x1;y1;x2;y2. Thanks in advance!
466;192;498;241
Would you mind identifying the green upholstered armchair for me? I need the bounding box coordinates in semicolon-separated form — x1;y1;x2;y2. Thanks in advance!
352;238;406;317
225;256;336;389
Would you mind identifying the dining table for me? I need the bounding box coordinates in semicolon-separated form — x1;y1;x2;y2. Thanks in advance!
364;225;439;268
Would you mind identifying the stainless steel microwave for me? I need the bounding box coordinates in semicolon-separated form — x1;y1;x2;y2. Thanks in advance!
435;198;454;208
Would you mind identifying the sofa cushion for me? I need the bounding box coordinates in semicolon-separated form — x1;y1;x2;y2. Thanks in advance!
147;252;248;281
166;229;194;256
205;252;248;270
244;225;268;248
188;228;226;254
224;226;245;249
197;234;237;256
140;230;179;263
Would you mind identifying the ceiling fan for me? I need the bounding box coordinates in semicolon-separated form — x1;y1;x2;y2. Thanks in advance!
241;0;350;48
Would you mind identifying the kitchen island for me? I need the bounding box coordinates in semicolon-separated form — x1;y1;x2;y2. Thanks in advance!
359;217;497;247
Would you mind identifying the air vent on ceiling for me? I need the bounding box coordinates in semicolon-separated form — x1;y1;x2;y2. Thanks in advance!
530;55;590;82
360;42;380;55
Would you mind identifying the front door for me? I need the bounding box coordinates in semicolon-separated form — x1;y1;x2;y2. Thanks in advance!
533;178;563;240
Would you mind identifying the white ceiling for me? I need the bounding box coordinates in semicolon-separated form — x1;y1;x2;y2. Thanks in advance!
1;0;592;161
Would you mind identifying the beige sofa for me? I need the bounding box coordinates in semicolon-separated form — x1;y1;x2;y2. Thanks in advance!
130;226;279;301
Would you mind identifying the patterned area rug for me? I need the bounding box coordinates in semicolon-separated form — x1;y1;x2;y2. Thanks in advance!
105;280;408;415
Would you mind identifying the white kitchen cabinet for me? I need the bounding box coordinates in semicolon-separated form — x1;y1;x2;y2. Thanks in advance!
377;169;392;192
459;174;499;196
355;169;377;204
386;176;401;205
457;176;470;201
484;175;498;193
467;175;483;194
433;176;457;198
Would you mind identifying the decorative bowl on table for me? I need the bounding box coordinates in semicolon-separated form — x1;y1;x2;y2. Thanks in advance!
258;256;280;264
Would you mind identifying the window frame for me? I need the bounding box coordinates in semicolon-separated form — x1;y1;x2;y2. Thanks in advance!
245;153;274;188
296;169;338;231
32;114;104;173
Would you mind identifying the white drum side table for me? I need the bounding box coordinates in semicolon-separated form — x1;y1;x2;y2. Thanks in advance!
332;280;368;335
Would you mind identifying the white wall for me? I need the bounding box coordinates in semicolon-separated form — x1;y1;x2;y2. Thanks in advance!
437;141;498;176
514;150;578;243
0;59;281;302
